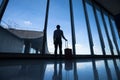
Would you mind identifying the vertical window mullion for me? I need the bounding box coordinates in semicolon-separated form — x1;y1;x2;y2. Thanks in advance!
69;0;76;55
42;0;50;54
0;0;9;22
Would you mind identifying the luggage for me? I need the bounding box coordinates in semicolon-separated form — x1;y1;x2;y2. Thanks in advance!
64;41;72;59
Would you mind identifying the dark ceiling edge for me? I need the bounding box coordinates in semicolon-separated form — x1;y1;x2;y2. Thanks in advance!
93;0;114;17
93;0;120;33
114;14;120;32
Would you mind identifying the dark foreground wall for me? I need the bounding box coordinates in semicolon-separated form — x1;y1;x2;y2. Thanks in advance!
0;26;24;53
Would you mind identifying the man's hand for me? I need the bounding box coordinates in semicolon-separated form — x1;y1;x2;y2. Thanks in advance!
65;39;68;41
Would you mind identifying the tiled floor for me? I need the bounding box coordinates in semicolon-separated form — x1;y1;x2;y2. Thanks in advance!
0;59;120;80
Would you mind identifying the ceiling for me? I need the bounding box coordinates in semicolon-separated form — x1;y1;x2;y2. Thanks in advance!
95;0;120;15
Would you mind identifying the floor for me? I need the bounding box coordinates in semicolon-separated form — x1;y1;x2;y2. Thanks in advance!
0;58;120;80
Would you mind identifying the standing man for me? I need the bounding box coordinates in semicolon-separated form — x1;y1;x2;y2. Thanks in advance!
53;25;67;56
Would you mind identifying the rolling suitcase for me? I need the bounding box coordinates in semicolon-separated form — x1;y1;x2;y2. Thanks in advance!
64;41;72;59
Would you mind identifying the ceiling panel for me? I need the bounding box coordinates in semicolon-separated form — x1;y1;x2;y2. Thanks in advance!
95;0;120;15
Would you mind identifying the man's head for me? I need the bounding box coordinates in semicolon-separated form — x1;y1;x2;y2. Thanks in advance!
56;25;60;29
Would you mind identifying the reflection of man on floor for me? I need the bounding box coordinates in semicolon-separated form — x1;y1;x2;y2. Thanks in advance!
52;61;62;80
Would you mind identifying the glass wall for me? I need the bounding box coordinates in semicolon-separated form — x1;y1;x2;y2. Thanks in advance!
47;0;72;54
72;0;90;55
0;0;119;55
110;17;120;54
0;0;47;53
95;6;111;55
86;1;102;55
1;0;46;30
103;13;118;55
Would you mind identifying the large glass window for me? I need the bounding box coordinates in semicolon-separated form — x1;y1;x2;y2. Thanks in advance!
111;18;120;53
1;0;46;31
0;0;119;55
86;1;102;55
103;13;118;55
73;0;90;55
0;0;47;53
95;6;111;55
47;0;72;54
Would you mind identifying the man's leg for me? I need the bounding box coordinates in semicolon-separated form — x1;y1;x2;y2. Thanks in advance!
54;43;58;56
59;43;62;56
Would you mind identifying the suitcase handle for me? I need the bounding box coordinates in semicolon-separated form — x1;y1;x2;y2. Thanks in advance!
65;41;68;48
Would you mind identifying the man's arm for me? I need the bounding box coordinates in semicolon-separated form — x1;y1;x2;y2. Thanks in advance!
61;31;67;41
53;31;56;44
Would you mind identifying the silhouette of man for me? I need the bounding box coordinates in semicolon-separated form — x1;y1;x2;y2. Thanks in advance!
53;25;67;56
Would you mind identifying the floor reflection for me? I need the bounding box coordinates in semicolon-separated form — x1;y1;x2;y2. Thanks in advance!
0;59;120;80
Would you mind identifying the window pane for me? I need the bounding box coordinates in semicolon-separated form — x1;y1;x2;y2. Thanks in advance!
1;0;46;31
96;7;111;55
73;0;90;55
47;0;72;54
103;13;118;55
111;18;120;53
0;0;47;53
86;2;102;55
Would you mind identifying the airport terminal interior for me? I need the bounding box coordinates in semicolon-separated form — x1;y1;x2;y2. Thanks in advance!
0;0;120;80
